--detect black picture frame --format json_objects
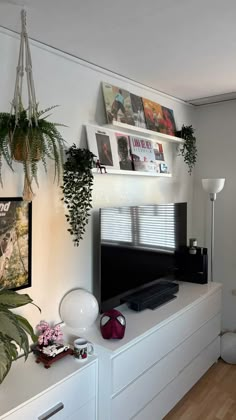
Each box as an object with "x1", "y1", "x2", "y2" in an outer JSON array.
[{"x1": 0, "y1": 197, "x2": 32, "y2": 290}]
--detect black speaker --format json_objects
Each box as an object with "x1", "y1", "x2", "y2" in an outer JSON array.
[{"x1": 174, "y1": 246, "x2": 208, "y2": 284}]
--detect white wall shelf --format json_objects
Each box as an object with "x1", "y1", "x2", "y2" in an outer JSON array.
[
  {"x1": 87, "y1": 123, "x2": 175, "y2": 177},
  {"x1": 104, "y1": 121, "x2": 185, "y2": 145},
  {"x1": 92, "y1": 168, "x2": 172, "y2": 177}
]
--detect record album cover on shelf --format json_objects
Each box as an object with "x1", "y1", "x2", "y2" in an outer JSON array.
[{"x1": 130, "y1": 136, "x2": 156, "y2": 172}]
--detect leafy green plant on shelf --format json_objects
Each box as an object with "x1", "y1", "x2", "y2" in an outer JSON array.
[
  {"x1": 0, "y1": 288, "x2": 40, "y2": 384},
  {"x1": 177, "y1": 125, "x2": 197, "y2": 175},
  {"x1": 61, "y1": 144, "x2": 96, "y2": 246}
]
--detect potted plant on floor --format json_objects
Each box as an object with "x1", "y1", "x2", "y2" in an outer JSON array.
[
  {"x1": 61, "y1": 144, "x2": 96, "y2": 246},
  {"x1": 0, "y1": 288, "x2": 40, "y2": 384},
  {"x1": 176, "y1": 124, "x2": 197, "y2": 175}
]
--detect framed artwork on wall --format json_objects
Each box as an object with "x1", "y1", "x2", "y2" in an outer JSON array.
[
  {"x1": 0, "y1": 197, "x2": 32, "y2": 291},
  {"x1": 130, "y1": 136, "x2": 157, "y2": 173},
  {"x1": 142, "y1": 98, "x2": 164, "y2": 132},
  {"x1": 102, "y1": 82, "x2": 135, "y2": 125},
  {"x1": 160, "y1": 106, "x2": 176, "y2": 136},
  {"x1": 115, "y1": 133, "x2": 133, "y2": 171},
  {"x1": 86, "y1": 125, "x2": 121, "y2": 170}
]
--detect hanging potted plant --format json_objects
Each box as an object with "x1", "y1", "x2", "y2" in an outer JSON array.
[
  {"x1": 0, "y1": 288, "x2": 40, "y2": 384},
  {"x1": 0, "y1": 10, "x2": 66, "y2": 201},
  {"x1": 0, "y1": 105, "x2": 66, "y2": 200},
  {"x1": 61, "y1": 144, "x2": 96, "y2": 246},
  {"x1": 176, "y1": 124, "x2": 197, "y2": 175}
]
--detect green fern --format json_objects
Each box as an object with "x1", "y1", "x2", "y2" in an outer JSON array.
[{"x1": 0, "y1": 105, "x2": 66, "y2": 191}]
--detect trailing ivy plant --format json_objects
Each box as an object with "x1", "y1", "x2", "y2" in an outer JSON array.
[
  {"x1": 0, "y1": 288, "x2": 40, "y2": 384},
  {"x1": 62, "y1": 145, "x2": 96, "y2": 246},
  {"x1": 178, "y1": 125, "x2": 197, "y2": 175}
]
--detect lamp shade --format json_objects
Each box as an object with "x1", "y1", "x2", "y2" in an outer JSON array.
[
  {"x1": 59, "y1": 289, "x2": 99, "y2": 330},
  {"x1": 202, "y1": 178, "x2": 225, "y2": 194}
]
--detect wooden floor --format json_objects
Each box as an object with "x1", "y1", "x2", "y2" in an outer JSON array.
[{"x1": 164, "y1": 359, "x2": 236, "y2": 420}]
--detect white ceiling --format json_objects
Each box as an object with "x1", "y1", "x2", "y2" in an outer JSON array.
[{"x1": 1, "y1": 0, "x2": 236, "y2": 105}]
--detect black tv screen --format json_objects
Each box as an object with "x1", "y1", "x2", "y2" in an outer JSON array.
[{"x1": 97, "y1": 203, "x2": 187, "y2": 312}]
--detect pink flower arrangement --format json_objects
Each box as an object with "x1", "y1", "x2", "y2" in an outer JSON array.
[{"x1": 36, "y1": 321, "x2": 63, "y2": 346}]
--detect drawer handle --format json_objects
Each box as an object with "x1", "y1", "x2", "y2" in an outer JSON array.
[{"x1": 38, "y1": 402, "x2": 64, "y2": 420}]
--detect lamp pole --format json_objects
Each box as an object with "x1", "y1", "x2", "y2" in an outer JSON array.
[
  {"x1": 210, "y1": 193, "x2": 216, "y2": 283},
  {"x1": 202, "y1": 179, "x2": 225, "y2": 284}
]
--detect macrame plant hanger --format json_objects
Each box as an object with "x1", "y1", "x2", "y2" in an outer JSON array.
[{"x1": 11, "y1": 9, "x2": 38, "y2": 201}]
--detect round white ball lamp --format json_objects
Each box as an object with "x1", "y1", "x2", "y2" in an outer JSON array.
[
  {"x1": 221, "y1": 332, "x2": 236, "y2": 364},
  {"x1": 59, "y1": 289, "x2": 99, "y2": 331}
]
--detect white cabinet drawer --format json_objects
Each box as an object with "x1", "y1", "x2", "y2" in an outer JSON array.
[
  {"x1": 68, "y1": 399, "x2": 96, "y2": 420},
  {"x1": 111, "y1": 314, "x2": 220, "y2": 420},
  {"x1": 112, "y1": 289, "x2": 221, "y2": 394},
  {"x1": 3, "y1": 364, "x2": 96, "y2": 420},
  {"x1": 134, "y1": 337, "x2": 220, "y2": 420}
]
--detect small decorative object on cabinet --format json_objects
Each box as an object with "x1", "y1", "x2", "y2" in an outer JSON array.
[
  {"x1": 0, "y1": 288, "x2": 39, "y2": 384},
  {"x1": 32, "y1": 320, "x2": 73, "y2": 368},
  {"x1": 36, "y1": 320, "x2": 64, "y2": 346},
  {"x1": 59, "y1": 288, "x2": 99, "y2": 331},
  {"x1": 100, "y1": 309, "x2": 126, "y2": 339},
  {"x1": 61, "y1": 144, "x2": 95, "y2": 246},
  {"x1": 176, "y1": 124, "x2": 197, "y2": 174},
  {"x1": 33, "y1": 343, "x2": 73, "y2": 369},
  {"x1": 73, "y1": 337, "x2": 94, "y2": 361},
  {"x1": 0, "y1": 10, "x2": 66, "y2": 201}
]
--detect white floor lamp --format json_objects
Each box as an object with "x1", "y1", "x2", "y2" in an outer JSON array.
[{"x1": 202, "y1": 178, "x2": 225, "y2": 282}]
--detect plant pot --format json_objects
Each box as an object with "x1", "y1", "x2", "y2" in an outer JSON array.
[
  {"x1": 10, "y1": 130, "x2": 42, "y2": 162},
  {"x1": 175, "y1": 130, "x2": 183, "y2": 138}
]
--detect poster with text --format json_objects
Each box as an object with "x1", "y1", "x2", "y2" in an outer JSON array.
[{"x1": 0, "y1": 198, "x2": 32, "y2": 290}]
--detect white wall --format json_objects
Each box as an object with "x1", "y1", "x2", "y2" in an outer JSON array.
[
  {"x1": 193, "y1": 101, "x2": 236, "y2": 329},
  {"x1": 0, "y1": 28, "x2": 195, "y2": 328}
]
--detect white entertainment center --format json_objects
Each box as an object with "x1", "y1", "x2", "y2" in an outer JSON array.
[
  {"x1": 84, "y1": 281, "x2": 222, "y2": 420},
  {"x1": 0, "y1": 282, "x2": 222, "y2": 420}
]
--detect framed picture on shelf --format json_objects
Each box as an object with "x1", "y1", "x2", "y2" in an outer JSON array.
[
  {"x1": 0, "y1": 197, "x2": 32, "y2": 290},
  {"x1": 142, "y1": 98, "x2": 163, "y2": 132},
  {"x1": 153, "y1": 141, "x2": 165, "y2": 161},
  {"x1": 159, "y1": 162, "x2": 169, "y2": 173},
  {"x1": 130, "y1": 93, "x2": 146, "y2": 129},
  {"x1": 86, "y1": 125, "x2": 121, "y2": 170},
  {"x1": 102, "y1": 82, "x2": 135, "y2": 125},
  {"x1": 130, "y1": 136, "x2": 157, "y2": 173},
  {"x1": 160, "y1": 106, "x2": 176, "y2": 136},
  {"x1": 115, "y1": 133, "x2": 133, "y2": 171}
]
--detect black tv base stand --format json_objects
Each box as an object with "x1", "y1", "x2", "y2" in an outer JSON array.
[
  {"x1": 148, "y1": 294, "x2": 177, "y2": 310},
  {"x1": 122, "y1": 280, "x2": 179, "y2": 312}
]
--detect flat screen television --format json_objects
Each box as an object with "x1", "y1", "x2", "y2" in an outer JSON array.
[{"x1": 96, "y1": 202, "x2": 187, "y2": 312}]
